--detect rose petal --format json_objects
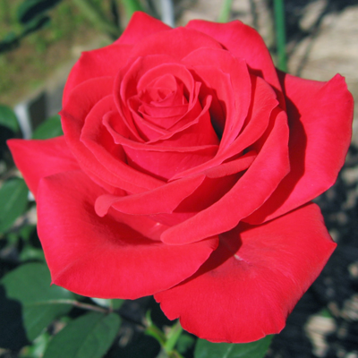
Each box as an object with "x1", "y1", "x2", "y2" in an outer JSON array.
[
  {"x1": 81, "y1": 95, "x2": 120, "y2": 156},
  {"x1": 203, "y1": 150, "x2": 256, "y2": 178},
  {"x1": 95, "y1": 162, "x2": 251, "y2": 229},
  {"x1": 136, "y1": 63, "x2": 194, "y2": 98},
  {"x1": 37, "y1": 170, "x2": 219, "y2": 299},
  {"x1": 80, "y1": 95, "x2": 163, "y2": 194},
  {"x1": 151, "y1": 100, "x2": 218, "y2": 148},
  {"x1": 95, "y1": 174, "x2": 206, "y2": 216},
  {"x1": 7, "y1": 137, "x2": 78, "y2": 196},
  {"x1": 140, "y1": 101, "x2": 189, "y2": 123},
  {"x1": 115, "y1": 55, "x2": 183, "y2": 141},
  {"x1": 116, "y1": 55, "x2": 202, "y2": 141},
  {"x1": 109, "y1": 210, "x2": 170, "y2": 241},
  {"x1": 140, "y1": 73, "x2": 188, "y2": 118},
  {"x1": 105, "y1": 106, "x2": 216, "y2": 151},
  {"x1": 105, "y1": 103, "x2": 218, "y2": 180},
  {"x1": 161, "y1": 109, "x2": 289, "y2": 244},
  {"x1": 187, "y1": 65, "x2": 236, "y2": 142},
  {"x1": 170, "y1": 75, "x2": 278, "y2": 180},
  {"x1": 155, "y1": 203, "x2": 336, "y2": 343},
  {"x1": 62, "y1": 77, "x2": 165, "y2": 193},
  {"x1": 128, "y1": 103, "x2": 170, "y2": 140},
  {"x1": 136, "y1": 75, "x2": 189, "y2": 126},
  {"x1": 62, "y1": 44, "x2": 132, "y2": 106},
  {"x1": 123, "y1": 144, "x2": 218, "y2": 180},
  {"x1": 182, "y1": 47, "x2": 252, "y2": 147},
  {"x1": 132, "y1": 65, "x2": 203, "y2": 140},
  {"x1": 169, "y1": 174, "x2": 242, "y2": 226},
  {"x1": 186, "y1": 19, "x2": 285, "y2": 107},
  {"x1": 246, "y1": 73, "x2": 354, "y2": 224},
  {"x1": 129, "y1": 26, "x2": 223, "y2": 61},
  {"x1": 115, "y1": 11, "x2": 171, "y2": 46}
]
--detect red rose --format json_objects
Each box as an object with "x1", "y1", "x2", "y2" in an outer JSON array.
[{"x1": 9, "y1": 12, "x2": 353, "y2": 343}]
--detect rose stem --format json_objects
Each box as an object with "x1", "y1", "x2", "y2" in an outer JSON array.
[
  {"x1": 218, "y1": 0, "x2": 233, "y2": 22},
  {"x1": 273, "y1": 0, "x2": 288, "y2": 72}
]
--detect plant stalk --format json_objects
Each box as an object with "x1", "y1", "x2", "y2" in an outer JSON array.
[
  {"x1": 41, "y1": 299, "x2": 108, "y2": 313},
  {"x1": 164, "y1": 320, "x2": 183, "y2": 354},
  {"x1": 218, "y1": 0, "x2": 233, "y2": 22},
  {"x1": 273, "y1": 0, "x2": 288, "y2": 71}
]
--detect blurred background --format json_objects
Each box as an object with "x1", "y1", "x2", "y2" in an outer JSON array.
[{"x1": 0, "y1": 1, "x2": 358, "y2": 357}]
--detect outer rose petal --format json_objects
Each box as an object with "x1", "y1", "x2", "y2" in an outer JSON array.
[
  {"x1": 62, "y1": 77, "x2": 165, "y2": 193},
  {"x1": 62, "y1": 44, "x2": 132, "y2": 106},
  {"x1": 37, "y1": 170, "x2": 219, "y2": 299},
  {"x1": 246, "y1": 74, "x2": 354, "y2": 224},
  {"x1": 182, "y1": 47, "x2": 252, "y2": 149},
  {"x1": 95, "y1": 174, "x2": 206, "y2": 217},
  {"x1": 186, "y1": 19, "x2": 285, "y2": 107},
  {"x1": 128, "y1": 27, "x2": 223, "y2": 61},
  {"x1": 115, "y1": 12, "x2": 171, "y2": 45},
  {"x1": 155, "y1": 203, "x2": 336, "y2": 343},
  {"x1": 7, "y1": 137, "x2": 79, "y2": 196},
  {"x1": 161, "y1": 109, "x2": 290, "y2": 244},
  {"x1": 170, "y1": 75, "x2": 278, "y2": 181}
]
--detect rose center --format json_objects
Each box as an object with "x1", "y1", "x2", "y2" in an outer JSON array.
[{"x1": 129, "y1": 74, "x2": 190, "y2": 131}]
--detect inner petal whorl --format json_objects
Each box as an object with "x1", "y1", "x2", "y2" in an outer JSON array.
[{"x1": 136, "y1": 75, "x2": 189, "y2": 127}]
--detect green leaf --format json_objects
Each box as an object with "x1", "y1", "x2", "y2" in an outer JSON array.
[
  {"x1": 32, "y1": 115, "x2": 63, "y2": 139},
  {"x1": 0, "y1": 104, "x2": 19, "y2": 132},
  {"x1": 0, "y1": 32, "x2": 21, "y2": 53},
  {"x1": 111, "y1": 332, "x2": 160, "y2": 358},
  {"x1": 176, "y1": 333, "x2": 195, "y2": 354},
  {"x1": 19, "y1": 245, "x2": 45, "y2": 262},
  {"x1": 0, "y1": 178, "x2": 28, "y2": 233},
  {"x1": 18, "y1": 0, "x2": 43, "y2": 23},
  {"x1": 43, "y1": 312, "x2": 121, "y2": 358},
  {"x1": 19, "y1": 331, "x2": 51, "y2": 358},
  {"x1": 19, "y1": 224, "x2": 37, "y2": 242},
  {"x1": 1, "y1": 263, "x2": 75, "y2": 340},
  {"x1": 17, "y1": 0, "x2": 62, "y2": 24},
  {"x1": 0, "y1": 285, "x2": 29, "y2": 350},
  {"x1": 22, "y1": 15, "x2": 51, "y2": 36},
  {"x1": 111, "y1": 298, "x2": 124, "y2": 310},
  {"x1": 194, "y1": 335, "x2": 273, "y2": 358}
]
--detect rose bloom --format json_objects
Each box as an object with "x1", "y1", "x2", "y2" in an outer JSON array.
[{"x1": 9, "y1": 12, "x2": 353, "y2": 343}]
